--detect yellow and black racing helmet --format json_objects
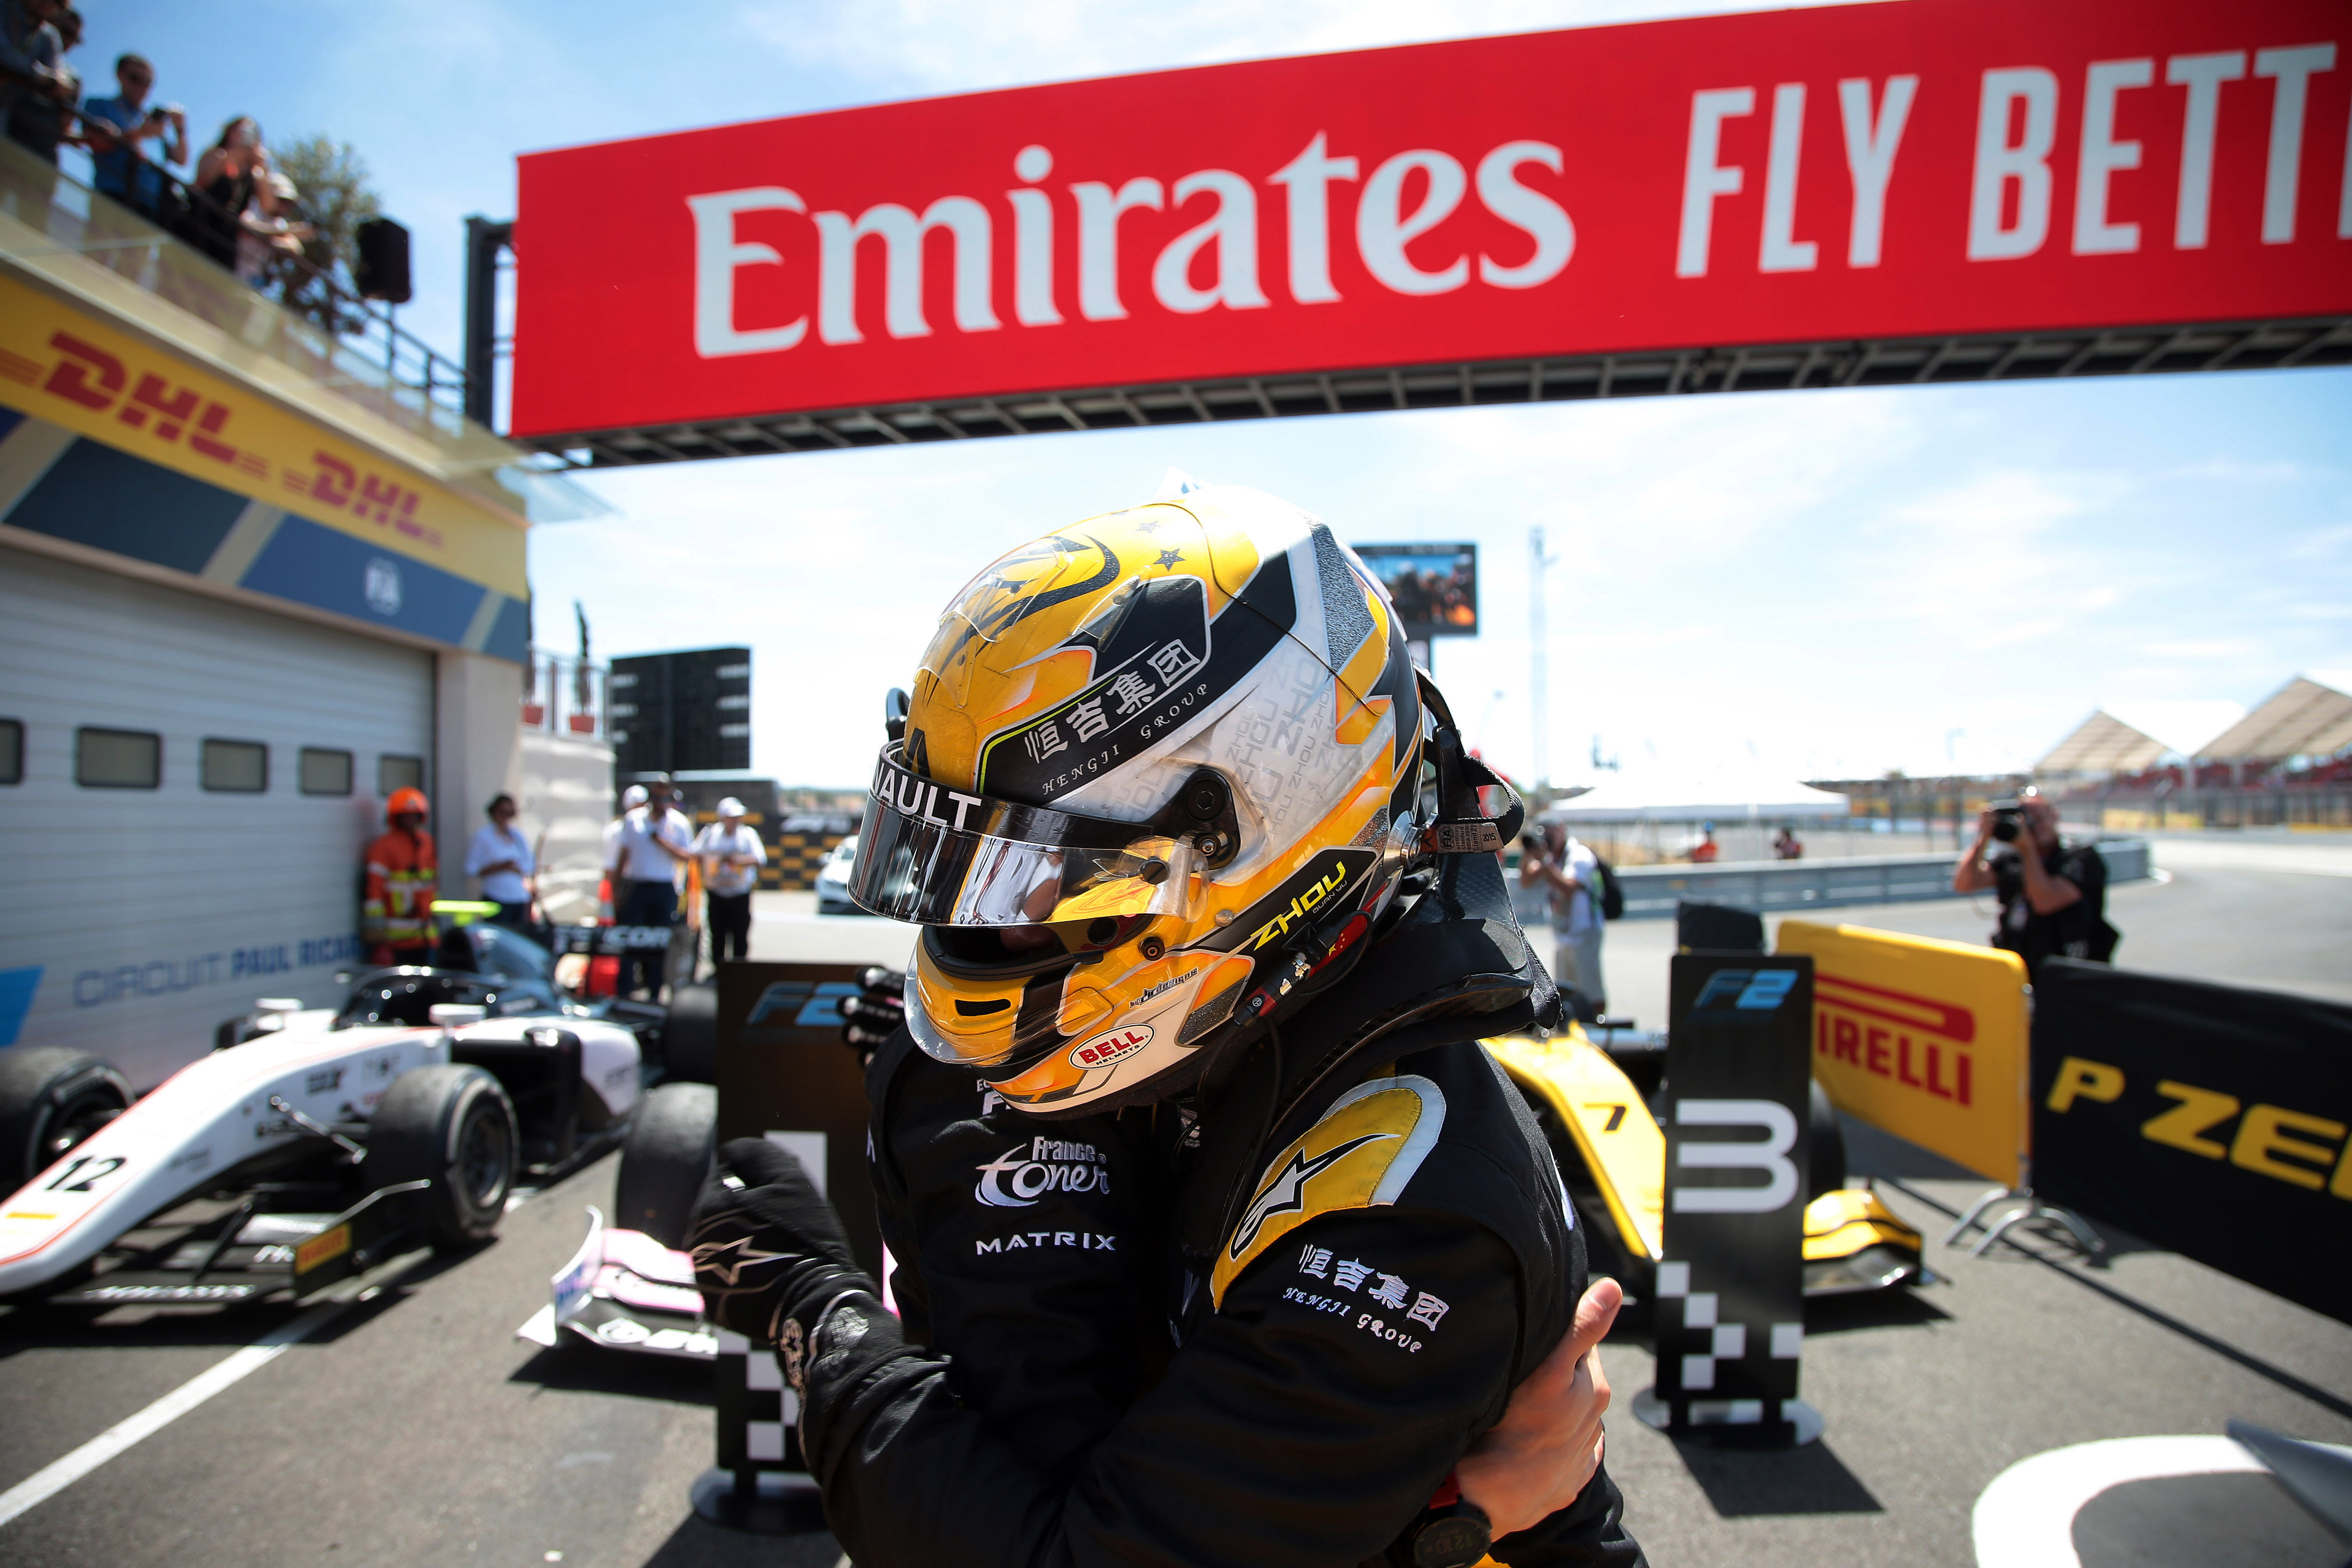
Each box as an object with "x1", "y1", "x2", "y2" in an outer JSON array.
[{"x1": 849, "y1": 482, "x2": 1441, "y2": 1116}]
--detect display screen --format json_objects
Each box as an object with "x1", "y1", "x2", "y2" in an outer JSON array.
[{"x1": 1355, "y1": 544, "x2": 1478, "y2": 640}]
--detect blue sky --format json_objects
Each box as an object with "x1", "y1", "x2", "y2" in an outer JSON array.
[{"x1": 67, "y1": 1, "x2": 2352, "y2": 786}]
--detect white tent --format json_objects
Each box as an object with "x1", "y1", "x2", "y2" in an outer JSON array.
[
  {"x1": 2037, "y1": 700, "x2": 2246, "y2": 774},
  {"x1": 1541, "y1": 768, "x2": 1849, "y2": 824},
  {"x1": 2200, "y1": 674, "x2": 2352, "y2": 762}
]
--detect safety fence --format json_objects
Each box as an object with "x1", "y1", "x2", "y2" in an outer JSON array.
[
  {"x1": 2080, "y1": 786, "x2": 2352, "y2": 831},
  {"x1": 1511, "y1": 840, "x2": 2150, "y2": 925},
  {"x1": 756, "y1": 830, "x2": 847, "y2": 892}
]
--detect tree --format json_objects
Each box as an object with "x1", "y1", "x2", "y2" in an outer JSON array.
[{"x1": 267, "y1": 134, "x2": 381, "y2": 337}]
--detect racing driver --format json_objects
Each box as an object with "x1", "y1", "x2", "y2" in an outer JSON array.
[{"x1": 691, "y1": 483, "x2": 1642, "y2": 1566}]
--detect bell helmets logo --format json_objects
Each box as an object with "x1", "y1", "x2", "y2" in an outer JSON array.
[{"x1": 1069, "y1": 1023, "x2": 1153, "y2": 1072}]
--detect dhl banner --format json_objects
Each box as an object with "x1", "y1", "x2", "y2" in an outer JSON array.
[
  {"x1": 2032, "y1": 960, "x2": 2350, "y2": 1324},
  {"x1": 1777, "y1": 920, "x2": 2029, "y2": 1188},
  {"x1": 0, "y1": 274, "x2": 525, "y2": 598}
]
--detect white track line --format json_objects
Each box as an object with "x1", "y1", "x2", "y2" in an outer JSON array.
[
  {"x1": 0, "y1": 1296, "x2": 350, "y2": 1529},
  {"x1": 1971, "y1": 1435, "x2": 2264, "y2": 1567}
]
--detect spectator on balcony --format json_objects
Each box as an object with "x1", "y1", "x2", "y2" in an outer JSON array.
[
  {"x1": 466, "y1": 793, "x2": 537, "y2": 931},
  {"x1": 81, "y1": 52, "x2": 184, "y2": 216},
  {"x1": 194, "y1": 115, "x2": 266, "y2": 270},
  {"x1": 235, "y1": 169, "x2": 310, "y2": 285},
  {"x1": 693, "y1": 798, "x2": 767, "y2": 964},
  {"x1": 1773, "y1": 826, "x2": 1804, "y2": 860},
  {"x1": 0, "y1": 0, "x2": 61, "y2": 130},
  {"x1": 2, "y1": 0, "x2": 77, "y2": 165}
]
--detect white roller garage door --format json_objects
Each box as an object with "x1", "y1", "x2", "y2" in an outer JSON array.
[{"x1": 0, "y1": 546, "x2": 435, "y2": 1089}]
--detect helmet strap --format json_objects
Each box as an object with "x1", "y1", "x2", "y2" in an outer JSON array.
[{"x1": 1415, "y1": 671, "x2": 1525, "y2": 854}]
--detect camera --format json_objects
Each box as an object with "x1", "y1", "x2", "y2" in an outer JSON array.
[{"x1": 1988, "y1": 799, "x2": 2024, "y2": 842}]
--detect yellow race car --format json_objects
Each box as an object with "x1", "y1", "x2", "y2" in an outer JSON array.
[{"x1": 1489, "y1": 1026, "x2": 1924, "y2": 1332}]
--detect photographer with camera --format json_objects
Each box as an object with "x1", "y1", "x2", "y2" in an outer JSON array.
[
  {"x1": 1953, "y1": 788, "x2": 2117, "y2": 976},
  {"x1": 1519, "y1": 822, "x2": 1607, "y2": 1018}
]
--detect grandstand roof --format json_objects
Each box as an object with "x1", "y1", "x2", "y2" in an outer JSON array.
[
  {"x1": 2200, "y1": 674, "x2": 2352, "y2": 761},
  {"x1": 2036, "y1": 701, "x2": 2245, "y2": 773},
  {"x1": 1541, "y1": 766, "x2": 1849, "y2": 823}
]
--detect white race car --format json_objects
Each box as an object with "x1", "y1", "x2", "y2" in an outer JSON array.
[
  {"x1": 0, "y1": 985, "x2": 646, "y2": 1309},
  {"x1": 814, "y1": 835, "x2": 861, "y2": 916}
]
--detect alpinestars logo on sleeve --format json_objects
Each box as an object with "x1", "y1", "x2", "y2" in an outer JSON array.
[{"x1": 1228, "y1": 1134, "x2": 1395, "y2": 1259}]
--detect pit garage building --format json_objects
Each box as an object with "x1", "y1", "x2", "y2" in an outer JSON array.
[{"x1": 0, "y1": 142, "x2": 588, "y2": 1090}]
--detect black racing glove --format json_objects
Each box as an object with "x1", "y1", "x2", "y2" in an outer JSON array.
[
  {"x1": 690, "y1": 1138, "x2": 880, "y2": 1387},
  {"x1": 840, "y1": 966, "x2": 906, "y2": 1062}
]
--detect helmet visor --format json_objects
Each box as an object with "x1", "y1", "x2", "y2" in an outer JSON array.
[{"x1": 848, "y1": 746, "x2": 1201, "y2": 926}]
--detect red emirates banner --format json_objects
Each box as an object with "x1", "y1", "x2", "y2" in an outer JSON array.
[{"x1": 510, "y1": 0, "x2": 2350, "y2": 439}]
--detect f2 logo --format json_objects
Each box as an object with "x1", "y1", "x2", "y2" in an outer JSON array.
[
  {"x1": 1694, "y1": 969, "x2": 1800, "y2": 1011},
  {"x1": 1671, "y1": 1098, "x2": 1798, "y2": 1213},
  {"x1": 745, "y1": 981, "x2": 816, "y2": 1027},
  {"x1": 744, "y1": 979, "x2": 863, "y2": 1029}
]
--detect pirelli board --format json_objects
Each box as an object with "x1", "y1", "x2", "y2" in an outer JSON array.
[
  {"x1": 0, "y1": 275, "x2": 530, "y2": 663},
  {"x1": 2032, "y1": 960, "x2": 2351, "y2": 1325},
  {"x1": 1777, "y1": 919, "x2": 2030, "y2": 1190}
]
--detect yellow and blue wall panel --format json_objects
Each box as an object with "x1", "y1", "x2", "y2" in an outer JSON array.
[{"x1": 0, "y1": 275, "x2": 529, "y2": 662}]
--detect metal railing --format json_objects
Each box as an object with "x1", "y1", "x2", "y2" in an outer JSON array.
[
  {"x1": 0, "y1": 134, "x2": 474, "y2": 444},
  {"x1": 1509, "y1": 839, "x2": 2151, "y2": 924},
  {"x1": 523, "y1": 652, "x2": 608, "y2": 741},
  {"x1": 2062, "y1": 784, "x2": 2352, "y2": 831}
]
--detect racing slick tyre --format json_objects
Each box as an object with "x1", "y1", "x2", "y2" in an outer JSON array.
[
  {"x1": 614, "y1": 1081, "x2": 717, "y2": 1249},
  {"x1": 368, "y1": 1065, "x2": 517, "y2": 1250},
  {"x1": 660, "y1": 982, "x2": 719, "y2": 1085},
  {"x1": 0, "y1": 1048, "x2": 133, "y2": 1191},
  {"x1": 1808, "y1": 1078, "x2": 1848, "y2": 1203}
]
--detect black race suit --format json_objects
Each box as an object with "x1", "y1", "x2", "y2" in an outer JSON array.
[{"x1": 808, "y1": 852, "x2": 1645, "y2": 1567}]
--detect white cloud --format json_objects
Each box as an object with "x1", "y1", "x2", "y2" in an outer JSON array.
[
  {"x1": 2164, "y1": 457, "x2": 2310, "y2": 484},
  {"x1": 744, "y1": 0, "x2": 1865, "y2": 94},
  {"x1": 2136, "y1": 638, "x2": 2262, "y2": 661}
]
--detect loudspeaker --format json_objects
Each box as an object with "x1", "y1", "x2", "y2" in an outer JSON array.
[{"x1": 354, "y1": 216, "x2": 412, "y2": 304}]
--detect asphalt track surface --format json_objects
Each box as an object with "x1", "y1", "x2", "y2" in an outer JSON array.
[{"x1": 1, "y1": 834, "x2": 2347, "y2": 1567}]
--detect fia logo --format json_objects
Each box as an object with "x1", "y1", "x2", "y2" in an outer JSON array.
[{"x1": 363, "y1": 558, "x2": 403, "y2": 617}]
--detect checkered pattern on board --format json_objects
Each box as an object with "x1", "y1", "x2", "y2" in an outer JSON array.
[
  {"x1": 715, "y1": 1329, "x2": 803, "y2": 1472},
  {"x1": 760, "y1": 831, "x2": 848, "y2": 891},
  {"x1": 1656, "y1": 1259, "x2": 1802, "y2": 1423}
]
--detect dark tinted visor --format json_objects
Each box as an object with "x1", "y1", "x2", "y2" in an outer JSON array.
[{"x1": 847, "y1": 745, "x2": 1200, "y2": 926}]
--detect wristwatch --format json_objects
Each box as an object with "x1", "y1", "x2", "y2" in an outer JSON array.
[{"x1": 1402, "y1": 1472, "x2": 1492, "y2": 1568}]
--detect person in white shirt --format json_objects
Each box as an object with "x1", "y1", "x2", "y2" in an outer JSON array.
[
  {"x1": 465, "y1": 793, "x2": 537, "y2": 929},
  {"x1": 608, "y1": 778, "x2": 694, "y2": 998},
  {"x1": 692, "y1": 796, "x2": 769, "y2": 963},
  {"x1": 603, "y1": 783, "x2": 649, "y2": 898},
  {"x1": 1519, "y1": 822, "x2": 1607, "y2": 1016}
]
